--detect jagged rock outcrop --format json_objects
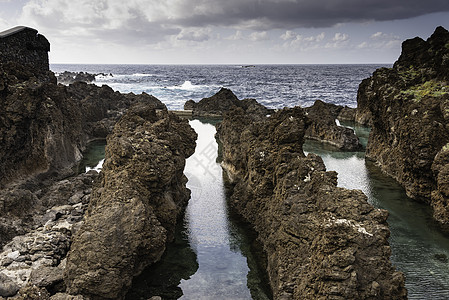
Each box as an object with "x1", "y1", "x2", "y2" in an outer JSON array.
[
  {"x1": 0, "y1": 62, "x2": 165, "y2": 249},
  {"x1": 305, "y1": 100, "x2": 361, "y2": 151},
  {"x1": 64, "y1": 106, "x2": 196, "y2": 299},
  {"x1": 188, "y1": 88, "x2": 360, "y2": 150},
  {"x1": 56, "y1": 71, "x2": 96, "y2": 84},
  {"x1": 357, "y1": 26, "x2": 449, "y2": 226},
  {"x1": 0, "y1": 62, "x2": 165, "y2": 188},
  {"x1": 217, "y1": 106, "x2": 406, "y2": 299},
  {"x1": 56, "y1": 71, "x2": 115, "y2": 85},
  {"x1": 0, "y1": 61, "x2": 83, "y2": 186},
  {"x1": 184, "y1": 87, "x2": 271, "y2": 118}
]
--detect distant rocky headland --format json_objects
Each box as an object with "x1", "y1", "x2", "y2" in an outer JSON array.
[{"x1": 0, "y1": 24, "x2": 448, "y2": 299}]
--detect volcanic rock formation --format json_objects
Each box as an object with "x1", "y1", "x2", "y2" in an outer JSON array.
[
  {"x1": 356, "y1": 26, "x2": 449, "y2": 226},
  {"x1": 184, "y1": 87, "x2": 271, "y2": 118},
  {"x1": 217, "y1": 105, "x2": 406, "y2": 299},
  {"x1": 64, "y1": 106, "x2": 196, "y2": 299},
  {"x1": 305, "y1": 100, "x2": 361, "y2": 151}
]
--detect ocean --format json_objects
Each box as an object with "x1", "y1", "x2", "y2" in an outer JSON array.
[{"x1": 50, "y1": 64, "x2": 388, "y2": 110}]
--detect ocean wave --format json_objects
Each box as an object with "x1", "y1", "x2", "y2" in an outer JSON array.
[
  {"x1": 132, "y1": 73, "x2": 156, "y2": 77},
  {"x1": 166, "y1": 80, "x2": 204, "y2": 91},
  {"x1": 86, "y1": 159, "x2": 104, "y2": 172}
]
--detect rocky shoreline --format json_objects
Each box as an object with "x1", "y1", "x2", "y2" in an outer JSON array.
[
  {"x1": 186, "y1": 88, "x2": 361, "y2": 151},
  {"x1": 216, "y1": 106, "x2": 406, "y2": 299},
  {"x1": 1, "y1": 27, "x2": 195, "y2": 299},
  {"x1": 64, "y1": 106, "x2": 196, "y2": 299},
  {"x1": 3, "y1": 24, "x2": 449, "y2": 299},
  {"x1": 356, "y1": 26, "x2": 449, "y2": 228}
]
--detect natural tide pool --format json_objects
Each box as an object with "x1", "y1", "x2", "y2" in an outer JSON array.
[
  {"x1": 80, "y1": 119, "x2": 449, "y2": 299},
  {"x1": 304, "y1": 122, "x2": 449, "y2": 299},
  {"x1": 127, "y1": 119, "x2": 272, "y2": 299}
]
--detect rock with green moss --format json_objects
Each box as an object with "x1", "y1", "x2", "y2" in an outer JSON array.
[{"x1": 356, "y1": 26, "x2": 449, "y2": 228}]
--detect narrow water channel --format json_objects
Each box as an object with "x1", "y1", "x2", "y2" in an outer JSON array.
[
  {"x1": 304, "y1": 122, "x2": 449, "y2": 299},
  {"x1": 80, "y1": 119, "x2": 449, "y2": 299},
  {"x1": 127, "y1": 119, "x2": 271, "y2": 299},
  {"x1": 179, "y1": 119, "x2": 268, "y2": 299}
]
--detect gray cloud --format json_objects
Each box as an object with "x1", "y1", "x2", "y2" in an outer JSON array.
[
  {"x1": 17, "y1": 0, "x2": 449, "y2": 48},
  {"x1": 172, "y1": 0, "x2": 449, "y2": 29}
]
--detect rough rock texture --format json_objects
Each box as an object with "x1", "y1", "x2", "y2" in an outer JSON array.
[
  {"x1": 0, "y1": 62, "x2": 165, "y2": 188},
  {"x1": 217, "y1": 106, "x2": 406, "y2": 299},
  {"x1": 356, "y1": 26, "x2": 449, "y2": 226},
  {"x1": 64, "y1": 106, "x2": 196, "y2": 299},
  {"x1": 0, "y1": 26, "x2": 50, "y2": 73},
  {"x1": 56, "y1": 72, "x2": 96, "y2": 84},
  {"x1": 0, "y1": 171, "x2": 98, "y2": 298},
  {"x1": 305, "y1": 100, "x2": 361, "y2": 151},
  {"x1": 0, "y1": 61, "x2": 164, "y2": 248},
  {"x1": 184, "y1": 87, "x2": 271, "y2": 118},
  {"x1": 0, "y1": 155, "x2": 98, "y2": 249}
]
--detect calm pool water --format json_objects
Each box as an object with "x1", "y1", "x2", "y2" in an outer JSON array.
[
  {"x1": 304, "y1": 122, "x2": 449, "y2": 299},
  {"x1": 127, "y1": 120, "x2": 271, "y2": 299},
  {"x1": 83, "y1": 119, "x2": 449, "y2": 299},
  {"x1": 77, "y1": 139, "x2": 106, "y2": 173}
]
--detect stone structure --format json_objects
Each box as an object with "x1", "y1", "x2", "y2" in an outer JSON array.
[{"x1": 0, "y1": 26, "x2": 50, "y2": 72}]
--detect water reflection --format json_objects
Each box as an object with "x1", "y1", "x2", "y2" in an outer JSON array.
[
  {"x1": 127, "y1": 120, "x2": 271, "y2": 299},
  {"x1": 179, "y1": 120, "x2": 252, "y2": 299},
  {"x1": 304, "y1": 124, "x2": 449, "y2": 299},
  {"x1": 126, "y1": 221, "x2": 199, "y2": 300}
]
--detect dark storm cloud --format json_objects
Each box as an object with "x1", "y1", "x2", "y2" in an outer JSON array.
[{"x1": 173, "y1": 0, "x2": 449, "y2": 29}]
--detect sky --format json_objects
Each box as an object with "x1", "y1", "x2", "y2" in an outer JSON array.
[{"x1": 1, "y1": 0, "x2": 449, "y2": 64}]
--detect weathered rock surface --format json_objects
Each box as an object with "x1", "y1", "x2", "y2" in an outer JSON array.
[
  {"x1": 188, "y1": 88, "x2": 360, "y2": 151},
  {"x1": 0, "y1": 62, "x2": 164, "y2": 188},
  {"x1": 305, "y1": 100, "x2": 361, "y2": 151},
  {"x1": 0, "y1": 62, "x2": 165, "y2": 249},
  {"x1": 64, "y1": 106, "x2": 196, "y2": 299},
  {"x1": 56, "y1": 71, "x2": 98, "y2": 84},
  {"x1": 0, "y1": 171, "x2": 98, "y2": 298},
  {"x1": 217, "y1": 106, "x2": 406, "y2": 299},
  {"x1": 185, "y1": 87, "x2": 271, "y2": 118},
  {"x1": 357, "y1": 26, "x2": 449, "y2": 226},
  {"x1": 0, "y1": 166, "x2": 97, "y2": 249}
]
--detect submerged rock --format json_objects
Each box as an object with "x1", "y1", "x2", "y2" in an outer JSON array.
[
  {"x1": 357, "y1": 26, "x2": 449, "y2": 227},
  {"x1": 64, "y1": 106, "x2": 196, "y2": 299},
  {"x1": 217, "y1": 106, "x2": 406, "y2": 299}
]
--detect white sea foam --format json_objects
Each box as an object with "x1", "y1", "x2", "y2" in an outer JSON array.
[
  {"x1": 86, "y1": 159, "x2": 104, "y2": 173},
  {"x1": 132, "y1": 73, "x2": 155, "y2": 77},
  {"x1": 165, "y1": 80, "x2": 200, "y2": 91}
]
